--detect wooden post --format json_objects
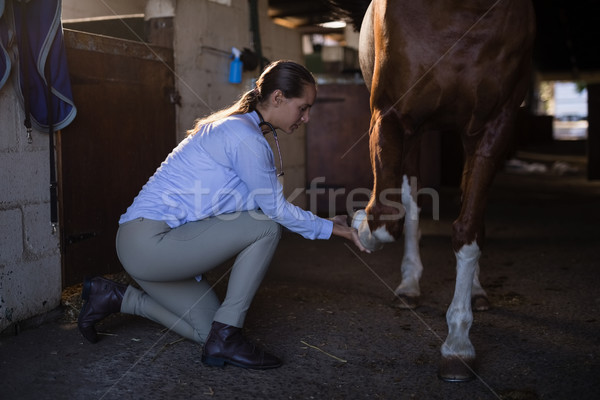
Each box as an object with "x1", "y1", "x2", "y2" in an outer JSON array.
[
  {"x1": 146, "y1": 17, "x2": 173, "y2": 48},
  {"x1": 145, "y1": 0, "x2": 175, "y2": 48}
]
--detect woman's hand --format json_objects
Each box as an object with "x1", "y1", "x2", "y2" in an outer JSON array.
[
  {"x1": 330, "y1": 215, "x2": 371, "y2": 253},
  {"x1": 331, "y1": 214, "x2": 350, "y2": 227}
]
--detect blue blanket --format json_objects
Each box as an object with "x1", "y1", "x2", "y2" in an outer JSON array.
[
  {"x1": 0, "y1": 0, "x2": 76, "y2": 132},
  {"x1": 0, "y1": 0, "x2": 10, "y2": 89}
]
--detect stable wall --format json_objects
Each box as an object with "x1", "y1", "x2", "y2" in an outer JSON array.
[
  {"x1": 62, "y1": 0, "x2": 147, "y2": 20},
  {"x1": 0, "y1": 79, "x2": 62, "y2": 333},
  {"x1": 0, "y1": 0, "x2": 306, "y2": 332},
  {"x1": 174, "y1": 0, "x2": 307, "y2": 206},
  {"x1": 64, "y1": 0, "x2": 307, "y2": 204}
]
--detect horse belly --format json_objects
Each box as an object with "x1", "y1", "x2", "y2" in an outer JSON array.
[
  {"x1": 358, "y1": 1, "x2": 375, "y2": 92},
  {"x1": 371, "y1": 0, "x2": 533, "y2": 134}
]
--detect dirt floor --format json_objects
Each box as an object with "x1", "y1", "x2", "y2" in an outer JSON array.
[{"x1": 1, "y1": 148, "x2": 599, "y2": 400}]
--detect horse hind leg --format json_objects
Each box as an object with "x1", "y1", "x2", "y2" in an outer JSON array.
[
  {"x1": 472, "y1": 262, "x2": 490, "y2": 311},
  {"x1": 439, "y1": 147, "x2": 503, "y2": 381},
  {"x1": 439, "y1": 241, "x2": 480, "y2": 381},
  {"x1": 455, "y1": 155, "x2": 491, "y2": 313},
  {"x1": 393, "y1": 175, "x2": 423, "y2": 309}
]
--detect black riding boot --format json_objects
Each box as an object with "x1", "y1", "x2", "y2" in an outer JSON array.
[
  {"x1": 202, "y1": 321, "x2": 282, "y2": 369},
  {"x1": 77, "y1": 276, "x2": 127, "y2": 343}
]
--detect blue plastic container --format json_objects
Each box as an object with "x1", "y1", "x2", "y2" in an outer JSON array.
[{"x1": 229, "y1": 57, "x2": 242, "y2": 84}]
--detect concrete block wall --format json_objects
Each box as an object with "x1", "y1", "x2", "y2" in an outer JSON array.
[{"x1": 0, "y1": 78, "x2": 62, "y2": 333}]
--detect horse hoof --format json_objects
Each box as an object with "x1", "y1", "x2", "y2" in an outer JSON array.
[
  {"x1": 393, "y1": 294, "x2": 419, "y2": 309},
  {"x1": 472, "y1": 295, "x2": 490, "y2": 311},
  {"x1": 438, "y1": 356, "x2": 476, "y2": 382}
]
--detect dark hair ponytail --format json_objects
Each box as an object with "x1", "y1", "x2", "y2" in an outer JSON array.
[{"x1": 187, "y1": 60, "x2": 315, "y2": 136}]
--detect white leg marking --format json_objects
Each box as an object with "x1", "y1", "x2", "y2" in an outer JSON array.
[
  {"x1": 351, "y1": 210, "x2": 394, "y2": 252},
  {"x1": 441, "y1": 241, "x2": 480, "y2": 360},
  {"x1": 471, "y1": 262, "x2": 487, "y2": 298},
  {"x1": 395, "y1": 176, "x2": 423, "y2": 297},
  {"x1": 372, "y1": 225, "x2": 395, "y2": 242}
]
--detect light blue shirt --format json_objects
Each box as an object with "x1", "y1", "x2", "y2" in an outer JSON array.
[{"x1": 119, "y1": 111, "x2": 333, "y2": 240}]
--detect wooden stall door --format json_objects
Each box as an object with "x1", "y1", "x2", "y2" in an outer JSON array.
[
  {"x1": 306, "y1": 84, "x2": 373, "y2": 216},
  {"x1": 59, "y1": 30, "x2": 176, "y2": 287},
  {"x1": 306, "y1": 83, "x2": 442, "y2": 217}
]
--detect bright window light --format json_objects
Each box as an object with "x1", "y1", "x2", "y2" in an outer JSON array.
[{"x1": 319, "y1": 20, "x2": 346, "y2": 29}]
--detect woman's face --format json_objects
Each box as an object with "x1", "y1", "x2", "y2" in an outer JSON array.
[{"x1": 273, "y1": 84, "x2": 316, "y2": 134}]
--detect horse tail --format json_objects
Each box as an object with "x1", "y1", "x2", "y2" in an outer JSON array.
[{"x1": 326, "y1": 0, "x2": 371, "y2": 31}]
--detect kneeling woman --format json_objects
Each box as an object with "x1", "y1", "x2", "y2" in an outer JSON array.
[{"x1": 77, "y1": 60, "x2": 367, "y2": 369}]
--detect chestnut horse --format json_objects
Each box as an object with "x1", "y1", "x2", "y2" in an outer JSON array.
[{"x1": 332, "y1": 0, "x2": 535, "y2": 381}]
